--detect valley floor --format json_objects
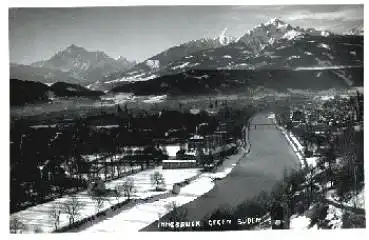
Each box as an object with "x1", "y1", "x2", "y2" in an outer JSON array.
[{"x1": 10, "y1": 166, "x2": 201, "y2": 233}]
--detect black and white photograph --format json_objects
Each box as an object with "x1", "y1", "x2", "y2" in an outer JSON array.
[{"x1": 7, "y1": 2, "x2": 365, "y2": 233}]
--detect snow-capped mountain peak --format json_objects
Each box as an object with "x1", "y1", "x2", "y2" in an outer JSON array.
[
  {"x1": 26, "y1": 44, "x2": 136, "y2": 85},
  {"x1": 236, "y1": 18, "x2": 294, "y2": 52},
  {"x1": 265, "y1": 18, "x2": 288, "y2": 29},
  {"x1": 236, "y1": 18, "x2": 334, "y2": 52}
]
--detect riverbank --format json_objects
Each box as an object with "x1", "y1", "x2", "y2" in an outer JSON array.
[
  {"x1": 269, "y1": 113, "x2": 307, "y2": 169},
  {"x1": 256, "y1": 113, "x2": 365, "y2": 230},
  {"x1": 80, "y1": 147, "x2": 248, "y2": 233}
]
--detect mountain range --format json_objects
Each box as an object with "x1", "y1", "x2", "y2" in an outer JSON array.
[
  {"x1": 10, "y1": 44, "x2": 136, "y2": 85},
  {"x1": 99, "y1": 18, "x2": 363, "y2": 93},
  {"x1": 10, "y1": 18, "x2": 364, "y2": 96}
]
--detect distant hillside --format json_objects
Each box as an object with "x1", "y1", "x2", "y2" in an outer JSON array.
[
  {"x1": 10, "y1": 79, "x2": 105, "y2": 106},
  {"x1": 50, "y1": 82, "x2": 104, "y2": 97},
  {"x1": 10, "y1": 63, "x2": 82, "y2": 85},
  {"x1": 10, "y1": 79, "x2": 50, "y2": 106},
  {"x1": 110, "y1": 67, "x2": 363, "y2": 96}
]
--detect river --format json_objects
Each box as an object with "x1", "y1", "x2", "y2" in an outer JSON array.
[{"x1": 143, "y1": 112, "x2": 300, "y2": 230}]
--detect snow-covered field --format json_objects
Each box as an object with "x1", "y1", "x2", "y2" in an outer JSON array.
[
  {"x1": 10, "y1": 166, "x2": 201, "y2": 233},
  {"x1": 83, "y1": 148, "x2": 247, "y2": 233},
  {"x1": 294, "y1": 65, "x2": 361, "y2": 71},
  {"x1": 290, "y1": 215, "x2": 311, "y2": 229}
]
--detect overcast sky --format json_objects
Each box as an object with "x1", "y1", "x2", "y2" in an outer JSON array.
[{"x1": 9, "y1": 5, "x2": 363, "y2": 64}]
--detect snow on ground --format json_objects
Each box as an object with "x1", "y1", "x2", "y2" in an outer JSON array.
[
  {"x1": 287, "y1": 55, "x2": 301, "y2": 60},
  {"x1": 289, "y1": 215, "x2": 311, "y2": 229},
  {"x1": 305, "y1": 157, "x2": 318, "y2": 168},
  {"x1": 104, "y1": 167, "x2": 201, "y2": 199},
  {"x1": 83, "y1": 178, "x2": 214, "y2": 233},
  {"x1": 142, "y1": 95, "x2": 168, "y2": 104},
  {"x1": 193, "y1": 74, "x2": 209, "y2": 79},
  {"x1": 172, "y1": 62, "x2": 190, "y2": 70},
  {"x1": 83, "y1": 149, "x2": 246, "y2": 233},
  {"x1": 30, "y1": 124, "x2": 57, "y2": 129},
  {"x1": 290, "y1": 135, "x2": 304, "y2": 152},
  {"x1": 327, "y1": 188, "x2": 365, "y2": 210},
  {"x1": 325, "y1": 205, "x2": 343, "y2": 229},
  {"x1": 95, "y1": 125, "x2": 120, "y2": 129},
  {"x1": 318, "y1": 43, "x2": 331, "y2": 50},
  {"x1": 345, "y1": 188, "x2": 365, "y2": 209},
  {"x1": 294, "y1": 65, "x2": 359, "y2": 71},
  {"x1": 321, "y1": 31, "x2": 330, "y2": 37},
  {"x1": 275, "y1": 122, "x2": 305, "y2": 167},
  {"x1": 10, "y1": 166, "x2": 200, "y2": 233},
  {"x1": 105, "y1": 73, "x2": 158, "y2": 84},
  {"x1": 284, "y1": 132, "x2": 304, "y2": 166},
  {"x1": 100, "y1": 93, "x2": 134, "y2": 104},
  {"x1": 320, "y1": 95, "x2": 335, "y2": 101}
]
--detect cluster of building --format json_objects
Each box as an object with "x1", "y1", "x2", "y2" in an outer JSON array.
[
  {"x1": 159, "y1": 121, "x2": 238, "y2": 169},
  {"x1": 288, "y1": 91, "x2": 363, "y2": 157}
]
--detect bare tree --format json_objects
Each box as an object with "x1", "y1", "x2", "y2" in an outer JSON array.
[
  {"x1": 10, "y1": 216, "x2": 25, "y2": 233},
  {"x1": 165, "y1": 201, "x2": 188, "y2": 230},
  {"x1": 326, "y1": 142, "x2": 336, "y2": 188},
  {"x1": 122, "y1": 177, "x2": 136, "y2": 200},
  {"x1": 48, "y1": 203, "x2": 62, "y2": 231},
  {"x1": 55, "y1": 184, "x2": 66, "y2": 198},
  {"x1": 92, "y1": 195, "x2": 105, "y2": 214},
  {"x1": 305, "y1": 167, "x2": 316, "y2": 204},
  {"x1": 63, "y1": 196, "x2": 85, "y2": 226},
  {"x1": 114, "y1": 184, "x2": 122, "y2": 204},
  {"x1": 151, "y1": 171, "x2": 165, "y2": 191},
  {"x1": 34, "y1": 226, "x2": 43, "y2": 233}
]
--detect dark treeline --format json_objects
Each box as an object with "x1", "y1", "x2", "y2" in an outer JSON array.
[{"x1": 10, "y1": 79, "x2": 104, "y2": 106}]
